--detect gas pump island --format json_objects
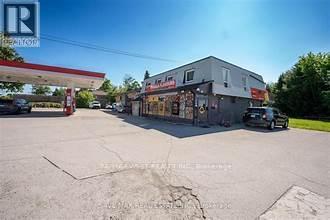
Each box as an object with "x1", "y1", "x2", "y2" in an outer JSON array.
[{"x1": 0, "y1": 61, "x2": 105, "y2": 115}]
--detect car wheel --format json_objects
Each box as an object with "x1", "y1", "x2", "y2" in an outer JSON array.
[
  {"x1": 268, "y1": 121, "x2": 275, "y2": 130},
  {"x1": 15, "y1": 107, "x2": 21, "y2": 114},
  {"x1": 282, "y1": 120, "x2": 288, "y2": 129}
]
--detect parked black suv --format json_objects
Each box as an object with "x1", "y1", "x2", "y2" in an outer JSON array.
[
  {"x1": 243, "y1": 107, "x2": 288, "y2": 130},
  {"x1": 0, "y1": 98, "x2": 32, "y2": 114}
]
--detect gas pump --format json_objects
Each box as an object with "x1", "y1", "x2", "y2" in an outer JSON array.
[{"x1": 64, "y1": 88, "x2": 74, "y2": 115}]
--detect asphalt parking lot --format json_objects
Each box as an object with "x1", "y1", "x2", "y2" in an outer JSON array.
[{"x1": 1, "y1": 109, "x2": 329, "y2": 219}]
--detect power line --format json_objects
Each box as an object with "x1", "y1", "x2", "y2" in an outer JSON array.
[{"x1": 40, "y1": 34, "x2": 176, "y2": 63}]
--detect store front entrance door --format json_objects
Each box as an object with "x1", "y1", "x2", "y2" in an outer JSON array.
[{"x1": 196, "y1": 94, "x2": 208, "y2": 125}]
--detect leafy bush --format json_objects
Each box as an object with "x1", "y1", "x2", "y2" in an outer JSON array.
[
  {"x1": 76, "y1": 90, "x2": 94, "y2": 108},
  {"x1": 31, "y1": 102, "x2": 62, "y2": 108},
  {"x1": 0, "y1": 95, "x2": 12, "y2": 100}
]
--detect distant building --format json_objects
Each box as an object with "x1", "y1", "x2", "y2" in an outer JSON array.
[
  {"x1": 115, "y1": 93, "x2": 126, "y2": 106},
  {"x1": 92, "y1": 90, "x2": 108, "y2": 108},
  {"x1": 116, "y1": 89, "x2": 141, "y2": 114},
  {"x1": 140, "y1": 56, "x2": 267, "y2": 125}
]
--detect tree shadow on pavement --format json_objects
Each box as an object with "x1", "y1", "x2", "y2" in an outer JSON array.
[{"x1": 0, "y1": 110, "x2": 67, "y2": 118}]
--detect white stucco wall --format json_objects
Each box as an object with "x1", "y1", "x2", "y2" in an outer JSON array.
[{"x1": 210, "y1": 57, "x2": 265, "y2": 97}]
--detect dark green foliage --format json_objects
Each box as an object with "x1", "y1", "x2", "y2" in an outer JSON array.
[
  {"x1": 123, "y1": 74, "x2": 141, "y2": 91},
  {"x1": 52, "y1": 88, "x2": 65, "y2": 97},
  {"x1": 32, "y1": 85, "x2": 52, "y2": 95},
  {"x1": 0, "y1": 33, "x2": 25, "y2": 93},
  {"x1": 272, "y1": 52, "x2": 330, "y2": 117},
  {"x1": 99, "y1": 78, "x2": 117, "y2": 103},
  {"x1": 76, "y1": 90, "x2": 94, "y2": 108},
  {"x1": 144, "y1": 70, "x2": 150, "y2": 80},
  {"x1": 99, "y1": 79, "x2": 113, "y2": 92}
]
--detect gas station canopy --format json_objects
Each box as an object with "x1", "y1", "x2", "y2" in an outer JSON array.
[{"x1": 0, "y1": 60, "x2": 105, "y2": 89}]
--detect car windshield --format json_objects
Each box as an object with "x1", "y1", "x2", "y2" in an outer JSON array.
[{"x1": 16, "y1": 99, "x2": 27, "y2": 104}]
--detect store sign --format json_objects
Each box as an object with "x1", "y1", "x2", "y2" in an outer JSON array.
[
  {"x1": 250, "y1": 88, "x2": 267, "y2": 101},
  {"x1": 146, "y1": 80, "x2": 176, "y2": 92},
  {"x1": 147, "y1": 95, "x2": 159, "y2": 102}
]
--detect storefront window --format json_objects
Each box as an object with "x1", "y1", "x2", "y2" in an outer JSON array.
[
  {"x1": 185, "y1": 92, "x2": 194, "y2": 120},
  {"x1": 144, "y1": 91, "x2": 194, "y2": 120},
  {"x1": 179, "y1": 93, "x2": 185, "y2": 118},
  {"x1": 172, "y1": 102, "x2": 179, "y2": 115},
  {"x1": 164, "y1": 97, "x2": 171, "y2": 116}
]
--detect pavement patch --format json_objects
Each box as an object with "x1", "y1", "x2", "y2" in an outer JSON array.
[
  {"x1": 259, "y1": 185, "x2": 330, "y2": 219},
  {"x1": 85, "y1": 168, "x2": 206, "y2": 220}
]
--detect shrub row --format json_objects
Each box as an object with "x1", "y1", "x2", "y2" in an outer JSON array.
[{"x1": 31, "y1": 102, "x2": 63, "y2": 108}]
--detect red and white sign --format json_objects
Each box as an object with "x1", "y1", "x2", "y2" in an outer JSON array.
[
  {"x1": 251, "y1": 88, "x2": 267, "y2": 101},
  {"x1": 146, "y1": 80, "x2": 176, "y2": 92}
]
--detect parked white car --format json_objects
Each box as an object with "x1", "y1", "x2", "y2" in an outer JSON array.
[
  {"x1": 105, "y1": 103, "x2": 117, "y2": 110},
  {"x1": 89, "y1": 101, "x2": 101, "y2": 109},
  {"x1": 116, "y1": 103, "x2": 125, "y2": 113}
]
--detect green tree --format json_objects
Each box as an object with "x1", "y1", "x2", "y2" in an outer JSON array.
[
  {"x1": 52, "y1": 88, "x2": 65, "y2": 96},
  {"x1": 32, "y1": 85, "x2": 52, "y2": 95},
  {"x1": 273, "y1": 52, "x2": 330, "y2": 117},
  {"x1": 144, "y1": 70, "x2": 150, "y2": 80},
  {"x1": 99, "y1": 78, "x2": 113, "y2": 92},
  {"x1": 76, "y1": 90, "x2": 94, "y2": 108},
  {"x1": 107, "y1": 86, "x2": 119, "y2": 103},
  {"x1": 106, "y1": 89, "x2": 117, "y2": 103},
  {"x1": 264, "y1": 82, "x2": 276, "y2": 106},
  {"x1": 0, "y1": 33, "x2": 25, "y2": 93},
  {"x1": 122, "y1": 75, "x2": 141, "y2": 91},
  {"x1": 98, "y1": 78, "x2": 118, "y2": 103}
]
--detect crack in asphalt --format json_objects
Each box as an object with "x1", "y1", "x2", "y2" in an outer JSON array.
[
  {"x1": 78, "y1": 168, "x2": 132, "y2": 180},
  {"x1": 97, "y1": 138, "x2": 125, "y2": 163},
  {"x1": 0, "y1": 157, "x2": 39, "y2": 163},
  {"x1": 167, "y1": 184, "x2": 207, "y2": 219},
  {"x1": 162, "y1": 137, "x2": 174, "y2": 177},
  {"x1": 145, "y1": 169, "x2": 207, "y2": 219},
  {"x1": 42, "y1": 154, "x2": 208, "y2": 219},
  {"x1": 41, "y1": 138, "x2": 208, "y2": 219},
  {"x1": 42, "y1": 155, "x2": 131, "y2": 181},
  {"x1": 42, "y1": 156, "x2": 77, "y2": 180},
  {"x1": 276, "y1": 167, "x2": 330, "y2": 189}
]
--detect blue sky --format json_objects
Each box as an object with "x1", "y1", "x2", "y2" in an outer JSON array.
[{"x1": 17, "y1": 0, "x2": 330, "y2": 91}]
